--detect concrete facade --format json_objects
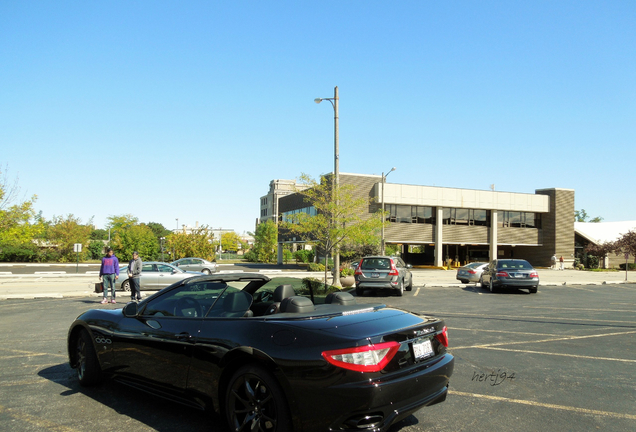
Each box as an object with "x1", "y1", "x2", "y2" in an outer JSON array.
[{"x1": 275, "y1": 173, "x2": 575, "y2": 268}]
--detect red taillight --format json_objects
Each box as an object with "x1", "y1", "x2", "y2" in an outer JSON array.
[
  {"x1": 496, "y1": 271, "x2": 509, "y2": 277},
  {"x1": 530, "y1": 271, "x2": 539, "y2": 278},
  {"x1": 388, "y1": 259, "x2": 399, "y2": 276},
  {"x1": 354, "y1": 259, "x2": 363, "y2": 275},
  {"x1": 322, "y1": 341, "x2": 400, "y2": 373},
  {"x1": 468, "y1": 269, "x2": 477, "y2": 274},
  {"x1": 435, "y1": 326, "x2": 449, "y2": 348}
]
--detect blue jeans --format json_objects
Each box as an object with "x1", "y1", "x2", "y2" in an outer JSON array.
[{"x1": 102, "y1": 274, "x2": 116, "y2": 299}]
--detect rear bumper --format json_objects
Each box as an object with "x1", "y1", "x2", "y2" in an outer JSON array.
[
  {"x1": 293, "y1": 354, "x2": 454, "y2": 432},
  {"x1": 494, "y1": 278, "x2": 539, "y2": 289}
]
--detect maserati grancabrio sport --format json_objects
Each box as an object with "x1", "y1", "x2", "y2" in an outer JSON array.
[{"x1": 68, "y1": 273, "x2": 454, "y2": 432}]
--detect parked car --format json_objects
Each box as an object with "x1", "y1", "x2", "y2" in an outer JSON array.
[
  {"x1": 67, "y1": 273, "x2": 453, "y2": 432},
  {"x1": 116, "y1": 261, "x2": 202, "y2": 292},
  {"x1": 354, "y1": 256, "x2": 413, "y2": 296},
  {"x1": 456, "y1": 262, "x2": 488, "y2": 284},
  {"x1": 171, "y1": 257, "x2": 218, "y2": 274},
  {"x1": 479, "y1": 259, "x2": 539, "y2": 293}
]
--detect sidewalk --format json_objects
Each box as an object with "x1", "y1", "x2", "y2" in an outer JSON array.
[{"x1": 0, "y1": 268, "x2": 634, "y2": 300}]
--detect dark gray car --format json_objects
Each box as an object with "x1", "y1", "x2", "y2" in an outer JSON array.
[
  {"x1": 354, "y1": 256, "x2": 413, "y2": 297},
  {"x1": 479, "y1": 259, "x2": 539, "y2": 293}
]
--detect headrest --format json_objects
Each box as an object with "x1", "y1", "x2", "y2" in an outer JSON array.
[
  {"x1": 280, "y1": 296, "x2": 314, "y2": 313},
  {"x1": 273, "y1": 284, "x2": 296, "y2": 302},
  {"x1": 325, "y1": 291, "x2": 356, "y2": 306}
]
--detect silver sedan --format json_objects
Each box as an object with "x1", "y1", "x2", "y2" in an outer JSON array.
[
  {"x1": 171, "y1": 257, "x2": 218, "y2": 274},
  {"x1": 116, "y1": 261, "x2": 202, "y2": 292},
  {"x1": 456, "y1": 262, "x2": 488, "y2": 284}
]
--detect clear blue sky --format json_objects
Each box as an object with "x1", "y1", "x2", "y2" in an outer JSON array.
[{"x1": 1, "y1": 1, "x2": 634, "y2": 234}]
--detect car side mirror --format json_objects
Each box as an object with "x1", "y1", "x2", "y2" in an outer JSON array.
[{"x1": 123, "y1": 302, "x2": 139, "y2": 317}]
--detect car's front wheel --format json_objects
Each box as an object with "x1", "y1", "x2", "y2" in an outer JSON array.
[
  {"x1": 75, "y1": 329, "x2": 103, "y2": 386},
  {"x1": 202, "y1": 268, "x2": 211, "y2": 275},
  {"x1": 225, "y1": 365, "x2": 291, "y2": 432}
]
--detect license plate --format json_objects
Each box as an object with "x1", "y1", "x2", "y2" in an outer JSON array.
[
  {"x1": 413, "y1": 338, "x2": 434, "y2": 360},
  {"x1": 515, "y1": 273, "x2": 526, "y2": 278},
  {"x1": 371, "y1": 272, "x2": 380, "y2": 278}
]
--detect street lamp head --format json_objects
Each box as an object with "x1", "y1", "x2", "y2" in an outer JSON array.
[
  {"x1": 314, "y1": 98, "x2": 323, "y2": 104},
  {"x1": 390, "y1": 167, "x2": 396, "y2": 173}
]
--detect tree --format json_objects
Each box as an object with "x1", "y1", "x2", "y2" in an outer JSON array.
[
  {"x1": 111, "y1": 224, "x2": 158, "y2": 261},
  {"x1": 584, "y1": 241, "x2": 615, "y2": 269},
  {"x1": 147, "y1": 222, "x2": 172, "y2": 241},
  {"x1": 106, "y1": 214, "x2": 139, "y2": 237},
  {"x1": 575, "y1": 209, "x2": 603, "y2": 223},
  {"x1": 247, "y1": 220, "x2": 278, "y2": 263},
  {"x1": 614, "y1": 230, "x2": 636, "y2": 264},
  {"x1": 0, "y1": 166, "x2": 43, "y2": 248},
  {"x1": 166, "y1": 225, "x2": 215, "y2": 261},
  {"x1": 281, "y1": 174, "x2": 384, "y2": 286},
  {"x1": 221, "y1": 231, "x2": 241, "y2": 253},
  {"x1": 47, "y1": 214, "x2": 93, "y2": 262}
]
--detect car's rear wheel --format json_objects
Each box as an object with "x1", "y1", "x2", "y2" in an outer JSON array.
[
  {"x1": 460, "y1": 279, "x2": 469, "y2": 284},
  {"x1": 406, "y1": 277, "x2": 413, "y2": 291},
  {"x1": 396, "y1": 279, "x2": 404, "y2": 296},
  {"x1": 121, "y1": 279, "x2": 130, "y2": 292},
  {"x1": 202, "y1": 268, "x2": 211, "y2": 275},
  {"x1": 355, "y1": 287, "x2": 363, "y2": 296},
  {"x1": 75, "y1": 329, "x2": 103, "y2": 386},
  {"x1": 529, "y1": 287, "x2": 538, "y2": 294},
  {"x1": 225, "y1": 365, "x2": 291, "y2": 432},
  {"x1": 489, "y1": 279, "x2": 497, "y2": 293}
]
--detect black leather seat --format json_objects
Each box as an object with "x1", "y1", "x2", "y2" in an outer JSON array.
[
  {"x1": 220, "y1": 291, "x2": 253, "y2": 317},
  {"x1": 264, "y1": 284, "x2": 296, "y2": 315}
]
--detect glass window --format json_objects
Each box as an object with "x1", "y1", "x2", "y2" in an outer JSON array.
[
  {"x1": 142, "y1": 264, "x2": 157, "y2": 272},
  {"x1": 396, "y1": 205, "x2": 411, "y2": 223},
  {"x1": 157, "y1": 264, "x2": 175, "y2": 273},
  {"x1": 142, "y1": 281, "x2": 228, "y2": 318}
]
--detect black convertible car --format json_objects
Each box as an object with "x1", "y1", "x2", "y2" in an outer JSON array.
[{"x1": 68, "y1": 273, "x2": 454, "y2": 432}]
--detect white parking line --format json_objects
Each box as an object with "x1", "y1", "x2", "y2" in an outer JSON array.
[
  {"x1": 413, "y1": 287, "x2": 420, "y2": 296},
  {"x1": 427, "y1": 310, "x2": 636, "y2": 326},
  {"x1": 453, "y1": 329, "x2": 636, "y2": 350},
  {"x1": 449, "y1": 391, "x2": 636, "y2": 420},
  {"x1": 523, "y1": 306, "x2": 634, "y2": 313},
  {"x1": 475, "y1": 347, "x2": 636, "y2": 363}
]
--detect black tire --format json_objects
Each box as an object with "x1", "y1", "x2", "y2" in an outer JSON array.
[
  {"x1": 489, "y1": 279, "x2": 497, "y2": 293},
  {"x1": 225, "y1": 365, "x2": 292, "y2": 432},
  {"x1": 406, "y1": 276, "x2": 413, "y2": 291},
  {"x1": 396, "y1": 279, "x2": 404, "y2": 296},
  {"x1": 121, "y1": 279, "x2": 130, "y2": 292},
  {"x1": 529, "y1": 287, "x2": 538, "y2": 294},
  {"x1": 460, "y1": 279, "x2": 469, "y2": 284},
  {"x1": 479, "y1": 276, "x2": 484, "y2": 288},
  {"x1": 75, "y1": 329, "x2": 103, "y2": 386},
  {"x1": 202, "y1": 268, "x2": 211, "y2": 275},
  {"x1": 355, "y1": 287, "x2": 363, "y2": 297}
]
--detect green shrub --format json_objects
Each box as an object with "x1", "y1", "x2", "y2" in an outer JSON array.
[
  {"x1": 587, "y1": 255, "x2": 599, "y2": 269},
  {"x1": 308, "y1": 262, "x2": 325, "y2": 272},
  {"x1": 0, "y1": 243, "x2": 40, "y2": 262},
  {"x1": 293, "y1": 249, "x2": 314, "y2": 263},
  {"x1": 340, "y1": 267, "x2": 354, "y2": 277},
  {"x1": 619, "y1": 263, "x2": 636, "y2": 271}
]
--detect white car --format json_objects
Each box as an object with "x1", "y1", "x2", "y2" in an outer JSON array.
[{"x1": 116, "y1": 261, "x2": 202, "y2": 292}]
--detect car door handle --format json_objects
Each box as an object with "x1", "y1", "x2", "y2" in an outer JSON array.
[{"x1": 175, "y1": 332, "x2": 191, "y2": 341}]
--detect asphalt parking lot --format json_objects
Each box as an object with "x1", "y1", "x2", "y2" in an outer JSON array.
[{"x1": 1, "y1": 282, "x2": 635, "y2": 431}]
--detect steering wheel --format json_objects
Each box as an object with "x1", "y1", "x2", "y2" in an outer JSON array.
[
  {"x1": 175, "y1": 297, "x2": 201, "y2": 317},
  {"x1": 255, "y1": 291, "x2": 273, "y2": 303}
]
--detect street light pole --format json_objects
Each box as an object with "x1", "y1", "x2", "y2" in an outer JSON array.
[
  {"x1": 381, "y1": 167, "x2": 396, "y2": 255},
  {"x1": 315, "y1": 86, "x2": 341, "y2": 286}
]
